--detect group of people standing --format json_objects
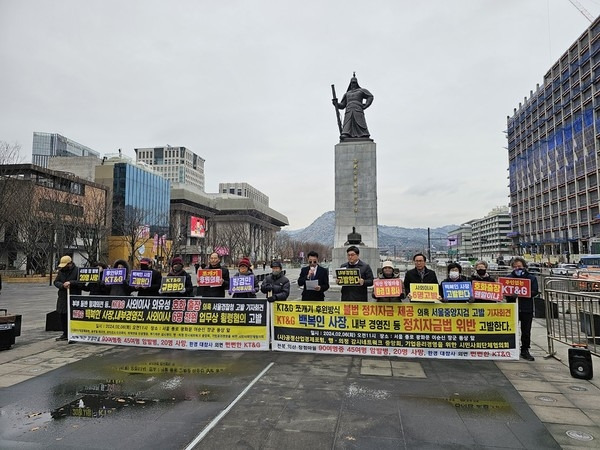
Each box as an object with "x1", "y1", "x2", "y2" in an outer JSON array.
[{"x1": 54, "y1": 248, "x2": 539, "y2": 362}]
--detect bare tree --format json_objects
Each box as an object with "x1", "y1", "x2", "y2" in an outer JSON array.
[
  {"x1": 110, "y1": 206, "x2": 153, "y2": 267},
  {"x1": 0, "y1": 141, "x2": 23, "y2": 165},
  {"x1": 71, "y1": 188, "x2": 110, "y2": 265}
]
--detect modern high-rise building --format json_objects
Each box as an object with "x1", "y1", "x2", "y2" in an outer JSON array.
[
  {"x1": 32, "y1": 132, "x2": 100, "y2": 168},
  {"x1": 507, "y1": 17, "x2": 600, "y2": 260},
  {"x1": 95, "y1": 157, "x2": 171, "y2": 263},
  {"x1": 134, "y1": 146, "x2": 205, "y2": 192},
  {"x1": 470, "y1": 207, "x2": 512, "y2": 262},
  {"x1": 447, "y1": 223, "x2": 473, "y2": 260}
]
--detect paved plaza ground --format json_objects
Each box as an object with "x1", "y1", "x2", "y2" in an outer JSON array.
[{"x1": 1, "y1": 269, "x2": 600, "y2": 449}]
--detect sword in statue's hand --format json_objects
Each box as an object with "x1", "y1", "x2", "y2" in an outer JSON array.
[{"x1": 331, "y1": 84, "x2": 342, "y2": 135}]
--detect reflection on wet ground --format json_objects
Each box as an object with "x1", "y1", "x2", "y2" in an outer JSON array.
[{"x1": 0, "y1": 348, "x2": 272, "y2": 449}]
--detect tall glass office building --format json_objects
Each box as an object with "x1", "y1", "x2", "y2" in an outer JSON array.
[
  {"x1": 32, "y1": 132, "x2": 100, "y2": 168},
  {"x1": 507, "y1": 17, "x2": 600, "y2": 258},
  {"x1": 111, "y1": 163, "x2": 170, "y2": 235}
]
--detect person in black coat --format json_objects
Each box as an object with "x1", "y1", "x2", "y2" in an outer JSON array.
[
  {"x1": 136, "y1": 257, "x2": 162, "y2": 297},
  {"x1": 469, "y1": 260, "x2": 497, "y2": 304},
  {"x1": 403, "y1": 253, "x2": 439, "y2": 300},
  {"x1": 298, "y1": 251, "x2": 330, "y2": 301},
  {"x1": 438, "y1": 262, "x2": 469, "y2": 301},
  {"x1": 53, "y1": 255, "x2": 83, "y2": 341},
  {"x1": 505, "y1": 257, "x2": 540, "y2": 361},
  {"x1": 108, "y1": 259, "x2": 135, "y2": 296},
  {"x1": 261, "y1": 261, "x2": 290, "y2": 302},
  {"x1": 162, "y1": 257, "x2": 194, "y2": 297},
  {"x1": 197, "y1": 252, "x2": 230, "y2": 298},
  {"x1": 337, "y1": 246, "x2": 374, "y2": 301},
  {"x1": 81, "y1": 261, "x2": 111, "y2": 296}
]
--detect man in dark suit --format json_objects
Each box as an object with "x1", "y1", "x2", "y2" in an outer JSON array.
[{"x1": 298, "y1": 251, "x2": 330, "y2": 301}]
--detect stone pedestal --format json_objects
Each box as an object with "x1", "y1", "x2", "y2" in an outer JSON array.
[{"x1": 332, "y1": 140, "x2": 379, "y2": 272}]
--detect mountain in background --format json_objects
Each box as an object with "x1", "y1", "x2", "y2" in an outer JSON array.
[{"x1": 283, "y1": 211, "x2": 457, "y2": 256}]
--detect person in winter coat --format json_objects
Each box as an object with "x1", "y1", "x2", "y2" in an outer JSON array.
[
  {"x1": 108, "y1": 259, "x2": 134, "y2": 296},
  {"x1": 261, "y1": 261, "x2": 290, "y2": 302},
  {"x1": 231, "y1": 258, "x2": 259, "y2": 299},
  {"x1": 438, "y1": 262, "x2": 469, "y2": 302},
  {"x1": 162, "y1": 257, "x2": 194, "y2": 297},
  {"x1": 505, "y1": 257, "x2": 540, "y2": 362},
  {"x1": 53, "y1": 255, "x2": 83, "y2": 341},
  {"x1": 297, "y1": 251, "x2": 330, "y2": 301},
  {"x1": 197, "y1": 252, "x2": 230, "y2": 298},
  {"x1": 136, "y1": 257, "x2": 162, "y2": 297},
  {"x1": 470, "y1": 260, "x2": 495, "y2": 283},
  {"x1": 337, "y1": 246, "x2": 374, "y2": 301},
  {"x1": 403, "y1": 253, "x2": 439, "y2": 300},
  {"x1": 81, "y1": 261, "x2": 111, "y2": 296},
  {"x1": 371, "y1": 260, "x2": 403, "y2": 302}
]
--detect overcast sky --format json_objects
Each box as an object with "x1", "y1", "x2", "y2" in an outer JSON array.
[{"x1": 1, "y1": 0, "x2": 599, "y2": 230}]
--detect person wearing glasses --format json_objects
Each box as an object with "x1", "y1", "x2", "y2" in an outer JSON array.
[
  {"x1": 298, "y1": 251, "x2": 330, "y2": 301},
  {"x1": 337, "y1": 246, "x2": 374, "y2": 301}
]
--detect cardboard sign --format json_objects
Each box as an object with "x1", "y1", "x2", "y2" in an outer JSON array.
[
  {"x1": 441, "y1": 281, "x2": 472, "y2": 301},
  {"x1": 102, "y1": 268, "x2": 127, "y2": 285},
  {"x1": 229, "y1": 275, "x2": 255, "y2": 294},
  {"x1": 197, "y1": 269, "x2": 222, "y2": 287},
  {"x1": 472, "y1": 281, "x2": 503, "y2": 302},
  {"x1": 373, "y1": 278, "x2": 402, "y2": 297},
  {"x1": 499, "y1": 277, "x2": 531, "y2": 297},
  {"x1": 160, "y1": 276, "x2": 186, "y2": 294},
  {"x1": 336, "y1": 268, "x2": 361, "y2": 286},
  {"x1": 78, "y1": 267, "x2": 100, "y2": 283},
  {"x1": 130, "y1": 270, "x2": 152, "y2": 288},
  {"x1": 410, "y1": 283, "x2": 439, "y2": 302}
]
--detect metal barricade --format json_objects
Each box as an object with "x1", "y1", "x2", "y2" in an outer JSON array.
[{"x1": 543, "y1": 276, "x2": 600, "y2": 357}]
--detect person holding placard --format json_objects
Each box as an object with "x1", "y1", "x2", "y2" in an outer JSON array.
[
  {"x1": 371, "y1": 261, "x2": 402, "y2": 302},
  {"x1": 162, "y1": 257, "x2": 194, "y2": 297},
  {"x1": 231, "y1": 258, "x2": 259, "y2": 299},
  {"x1": 438, "y1": 262, "x2": 470, "y2": 302},
  {"x1": 505, "y1": 257, "x2": 539, "y2": 361},
  {"x1": 136, "y1": 257, "x2": 162, "y2": 297},
  {"x1": 107, "y1": 259, "x2": 134, "y2": 296},
  {"x1": 298, "y1": 251, "x2": 330, "y2": 301},
  {"x1": 403, "y1": 253, "x2": 439, "y2": 300},
  {"x1": 337, "y1": 246, "x2": 374, "y2": 301},
  {"x1": 198, "y1": 252, "x2": 230, "y2": 298}
]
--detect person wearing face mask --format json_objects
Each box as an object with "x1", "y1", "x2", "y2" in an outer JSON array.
[
  {"x1": 298, "y1": 251, "x2": 330, "y2": 301},
  {"x1": 260, "y1": 261, "x2": 290, "y2": 302},
  {"x1": 108, "y1": 259, "x2": 135, "y2": 296},
  {"x1": 506, "y1": 256, "x2": 540, "y2": 361},
  {"x1": 470, "y1": 260, "x2": 495, "y2": 283},
  {"x1": 162, "y1": 257, "x2": 194, "y2": 297},
  {"x1": 53, "y1": 255, "x2": 83, "y2": 341},
  {"x1": 469, "y1": 260, "x2": 497, "y2": 304},
  {"x1": 136, "y1": 257, "x2": 162, "y2": 297},
  {"x1": 232, "y1": 258, "x2": 259, "y2": 298},
  {"x1": 439, "y1": 262, "x2": 469, "y2": 301}
]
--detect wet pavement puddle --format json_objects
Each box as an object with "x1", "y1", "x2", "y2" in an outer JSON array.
[{"x1": 0, "y1": 349, "x2": 271, "y2": 448}]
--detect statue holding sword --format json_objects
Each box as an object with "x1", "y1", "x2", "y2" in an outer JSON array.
[{"x1": 331, "y1": 73, "x2": 374, "y2": 140}]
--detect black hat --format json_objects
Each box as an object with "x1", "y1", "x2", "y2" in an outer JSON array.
[{"x1": 270, "y1": 261, "x2": 282, "y2": 268}]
